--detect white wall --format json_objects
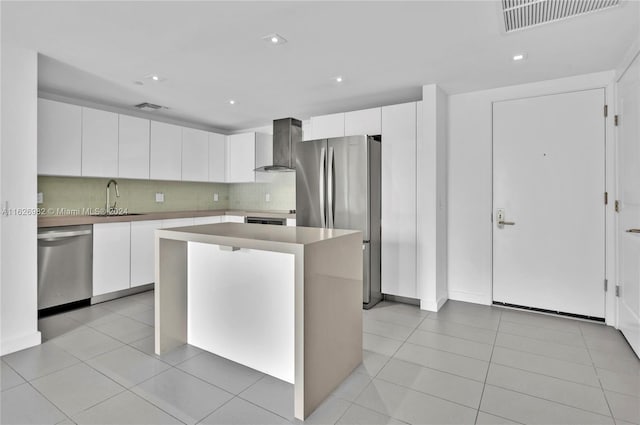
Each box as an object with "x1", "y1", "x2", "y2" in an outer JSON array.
[
  {"x1": 418, "y1": 85, "x2": 448, "y2": 311},
  {"x1": 448, "y1": 71, "x2": 617, "y2": 323},
  {"x1": 0, "y1": 45, "x2": 41, "y2": 355}
]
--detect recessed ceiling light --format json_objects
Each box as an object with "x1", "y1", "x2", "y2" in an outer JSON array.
[
  {"x1": 262, "y1": 33, "x2": 287, "y2": 45},
  {"x1": 335, "y1": 76, "x2": 344, "y2": 83},
  {"x1": 513, "y1": 53, "x2": 526, "y2": 61},
  {"x1": 229, "y1": 100, "x2": 236, "y2": 105},
  {"x1": 144, "y1": 74, "x2": 167, "y2": 83}
]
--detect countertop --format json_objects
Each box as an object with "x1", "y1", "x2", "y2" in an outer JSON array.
[
  {"x1": 37, "y1": 209, "x2": 296, "y2": 228},
  {"x1": 158, "y1": 222, "x2": 360, "y2": 248}
]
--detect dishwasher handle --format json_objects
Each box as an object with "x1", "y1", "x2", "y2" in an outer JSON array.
[{"x1": 38, "y1": 229, "x2": 92, "y2": 241}]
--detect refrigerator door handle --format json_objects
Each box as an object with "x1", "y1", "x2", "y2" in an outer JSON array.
[
  {"x1": 327, "y1": 146, "x2": 335, "y2": 228},
  {"x1": 320, "y1": 147, "x2": 326, "y2": 227}
]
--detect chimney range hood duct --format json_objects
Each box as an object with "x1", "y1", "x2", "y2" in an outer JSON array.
[{"x1": 255, "y1": 118, "x2": 302, "y2": 172}]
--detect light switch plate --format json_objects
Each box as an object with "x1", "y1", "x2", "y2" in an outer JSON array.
[
  {"x1": 37, "y1": 192, "x2": 44, "y2": 204},
  {"x1": 213, "y1": 193, "x2": 219, "y2": 202},
  {"x1": 155, "y1": 192, "x2": 165, "y2": 203}
]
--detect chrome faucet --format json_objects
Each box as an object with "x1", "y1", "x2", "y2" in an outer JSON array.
[{"x1": 105, "y1": 179, "x2": 120, "y2": 215}]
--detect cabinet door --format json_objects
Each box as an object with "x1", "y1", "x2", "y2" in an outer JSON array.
[
  {"x1": 119, "y1": 115, "x2": 150, "y2": 179},
  {"x1": 227, "y1": 133, "x2": 255, "y2": 182},
  {"x1": 182, "y1": 128, "x2": 209, "y2": 182},
  {"x1": 82, "y1": 107, "x2": 119, "y2": 177},
  {"x1": 209, "y1": 133, "x2": 226, "y2": 182},
  {"x1": 93, "y1": 222, "x2": 131, "y2": 296},
  {"x1": 150, "y1": 121, "x2": 182, "y2": 180},
  {"x1": 161, "y1": 218, "x2": 195, "y2": 229},
  {"x1": 38, "y1": 99, "x2": 82, "y2": 176},
  {"x1": 130, "y1": 220, "x2": 162, "y2": 287},
  {"x1": 255, "y1": 133, "x2": 273, "y2": 183},
  {"x1": 310, "y1": 113, "x2": 345, "y2": 140},
  {"x1": 223, "y1": 215, "x2": 245, "y2": 223},
  {"x1": 345, "y1": 108, "x2": 381, "y2": 136},
  {"x1": 193, "y1": 216, "x2": 223, "y2": 225},
  {"x1": 381, "y1": 102, "x2": 417, "y2": 298}
]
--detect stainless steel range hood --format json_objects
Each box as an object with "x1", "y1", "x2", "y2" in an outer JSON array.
[{"x1": 255, "y1": 118, "x2": 302, "y2": 172}]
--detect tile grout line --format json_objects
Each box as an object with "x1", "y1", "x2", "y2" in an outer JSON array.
[
  {"x1": 474, "y1": 307, "x2": 502, "y2": 425},
  {"x1": 580, "y1": 323, "x2": 618, "y2": 424}
]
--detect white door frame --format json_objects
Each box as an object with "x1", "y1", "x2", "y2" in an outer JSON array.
[{"x1": 487, "y1": 74, "x2": 618, "y2": 326}]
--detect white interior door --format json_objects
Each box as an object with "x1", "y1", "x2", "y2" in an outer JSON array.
[
  {"x1": 493, "y1": 89, "x2": 606, "y2": 318},
  {"x1": 616, "y1": 56, "x2": 640, "y2": 356}
]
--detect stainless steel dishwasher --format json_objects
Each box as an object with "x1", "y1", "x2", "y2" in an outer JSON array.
[{"x1": 37, "y1": 225, "x2": 93, "y2": 310}]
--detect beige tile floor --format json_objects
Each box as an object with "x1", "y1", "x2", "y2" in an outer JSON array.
[{"x1": 1, "y1": 292, "x2": 638, "y2": 425}]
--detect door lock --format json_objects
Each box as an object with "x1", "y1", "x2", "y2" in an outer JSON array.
[{"x1": 496, "y1": 208, "x2": 516, "y2": 227}]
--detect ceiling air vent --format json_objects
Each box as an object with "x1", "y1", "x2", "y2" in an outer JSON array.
[
  {"x1": 134, "y1": 102, "x2": 166, "y2": 111},
  {"x1": 502, "y1": 0, "x2": 620, "y2": 32}
]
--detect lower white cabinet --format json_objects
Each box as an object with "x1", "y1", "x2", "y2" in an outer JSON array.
[
  {"x1": 193, "y1": 215, "x2": 223, "y2": 225},
  {"x1": 93, "y1": 222, "x2": 131, "y2": 296},
  {"x1": 223, "y1": 215, "x2": 245, "y2": 223},
  {"x1": 130, "y1": 220, "x2": 162, "y2": 287},
  {"x1": 162, "y1": 218, "x2": 195, "y2": 228}
]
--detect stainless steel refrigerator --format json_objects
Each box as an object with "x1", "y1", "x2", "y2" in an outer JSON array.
[{"x1": 296, "y1": 135, "x2": 382, "y2": 309}]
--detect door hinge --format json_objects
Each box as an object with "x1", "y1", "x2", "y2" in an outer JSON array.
[
  {"x1": 604, "y1": 105, "x2": 608, "y2": 117},
  {"x1": 614, "y1": 115, "x2": 619, "y2": 126},
  {"x1": 604, "y1": 192, "x2": 608, "y2": 205},
  {"x1": 604, "y1": 279, "x2": 608, "y2": 292},
  {"x1": 615, "y1": 200, "x2": 620, "y2": 213},
  {"x1": 615, "y1": 285, "x2": 621, "y2": 297}
]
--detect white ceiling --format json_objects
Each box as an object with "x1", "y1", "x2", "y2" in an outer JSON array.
[{"x1": 2, "y1": 1, "x2": 637, "y2": 132}]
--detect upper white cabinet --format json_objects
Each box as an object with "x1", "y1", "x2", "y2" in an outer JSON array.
[
  {"x1": 150, "y1": 121, "x2": 182, "y2": 181},
  {"x1": 209, "y1": 133, "x2": 226, "y2": 182},
  {"x1": 381, "y1": 102, "x2": 417, "y2": 299},
  {"x1": 82, "y1": 107, "x2": 119, "y2": 178},
  {"x1": 181, "y1": 127, "x2": 209, "y2": 182},
  {"x1": 38, "y1": 99, "x2": 82, "y2": 176},
  {"x1": 227, "y1": 133, "x2": 256, "y2": 183},
  {"x1": 93, "y1": 222, "x2": 131, "y2": 296},
  {"x1": 119, "y1": 115, "x2": 150, "y2": 179},
  {"x1": 345, "y1": 108, "x2": 381, "y2": 136},
  {"x1": 310, "y1": 113, "x2": 345, "y2": 140},
  {"x1": 254, "y1": 133, "x2": 273, "y2": 183}
]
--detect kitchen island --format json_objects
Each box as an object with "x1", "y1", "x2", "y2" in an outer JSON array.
[{"x1": 154, "y1": 222, "x2": 363, "y2": 420}]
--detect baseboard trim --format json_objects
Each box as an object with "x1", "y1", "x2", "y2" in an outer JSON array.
[
  {"x1": 1, "y1": 331, "x2": 42, "y2": 356},
  {"x1": 448, "y1": 290, "x2": 492, "y2": 306},
  {"x1": 421, "y1": 296, "x2": 448, "y2": 312},
  {"x1": 383, "y1": 294, "x2": 420, "y2": 306},
  {"x1": 91, "y1": 283, "x2": 154, "y2": 304}
]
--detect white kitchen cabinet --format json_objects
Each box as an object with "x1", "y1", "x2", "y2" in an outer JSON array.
[
  {"x1": 162, "y1": 217, "x2": 195, "y2": 229},
  {"x1": 82, "y1": 107, "x2": 119, "y2": 177},
  {"x1": 209, "y1": 133, "x2": 226, "y2": 182},
  {"x1": 119, "y1": 115, "x2": 150, "y2": 179},
  {"x1": 182, "y1": 128, "x2": 209, "y2": 182},
  {"x1": 345, "y1": 107, "x2": 381, "y2": 136},
  {"x1": 130, "y1": 220, "x2": 162, "y2": 287},
  {"x1": 223, "y1": 215, "x2": 245, "y2": 223},
  {"x1": 381, "y1": 102, "x2": 417, "y2": 299},
  {"x1": 193, "y1": 215, "x2": 223, "y2": 225},
  {"x1": 93, "y1": 222, "x2": 131, "y2": 296},
  {"x1": 150, "y1": 121, "x2": 182, "y2": 181},
  {"x1": 38, "y1": 98, "x2": 82, "y2": 176},
  {"x1": 226, "y1": 133, "x2": 256, "y2": 182},
  {"x1": 255, "y1": 133, "x2": 273, "y2": 183},
  {"x1": 310, "y1": 113, "x2": 345, "y2": 140}
]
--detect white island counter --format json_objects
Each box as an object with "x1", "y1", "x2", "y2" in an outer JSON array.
[{"x1": 154, "y1": 222, "x2": 363, "y2": 420}]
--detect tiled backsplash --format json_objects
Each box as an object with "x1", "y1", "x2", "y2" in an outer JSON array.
[
  {"x1": 229, "y1": 173, "x2": 295, "y2": 211},
  {"x1": 37, "y1": 176, "x2": 230, "y2": 214},
  {"x1": 37, "y1": 174, "x2": 296, "y2": 215}
]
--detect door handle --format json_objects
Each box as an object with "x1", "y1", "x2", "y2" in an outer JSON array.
[
  {"x1": 496, "y1": 208, "x2": 515, "y2": 227},
  {"x1": 498, "y1": 220, "x2": 516, "y2": 226},
  {"x1": 327, "y1": 146, "x2": 335, "y2": 228},
  {"x1": 626, "y1": 229, "x2": 640, "y2": 234},
  {"x1": 319, "y1": 147, "x2": 326, "y2": 228}
]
